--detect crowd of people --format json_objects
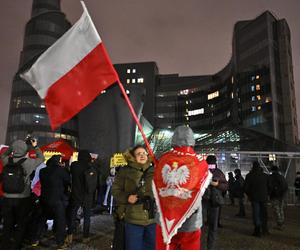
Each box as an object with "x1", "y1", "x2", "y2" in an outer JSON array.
[
  {"x1": 0, "y1": 138, "x2": 102, "y2": 250},
  {"x1": 0, "y1": 125, "x2": 293, "y2": 250}
]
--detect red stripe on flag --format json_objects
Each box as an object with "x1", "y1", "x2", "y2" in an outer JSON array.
[{"x1": 45, "y1": 43, "x2": 118, "y2": 130}]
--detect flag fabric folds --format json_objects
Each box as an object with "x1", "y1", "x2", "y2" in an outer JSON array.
[
  {"x1": 153, "y1": 149, "x2": 212, "y2": 245},
  {"x1": 20, "y1": 2, "x2": 119, "y2": 130}
]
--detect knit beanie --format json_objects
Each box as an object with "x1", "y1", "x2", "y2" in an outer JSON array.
[
  {"x1": 171, "y1": 125, "x2": 195, "y2": 147},
  {"x1": 11, "y1": 140, "x2": 28, "y2": 157}
]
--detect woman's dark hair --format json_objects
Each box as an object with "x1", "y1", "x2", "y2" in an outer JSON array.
[{"x1": 130, "y1": 145, "x2": 147, "y2": 157}]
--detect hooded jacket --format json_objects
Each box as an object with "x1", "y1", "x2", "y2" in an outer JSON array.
[
  {"x1": 40, "y1": 155, "x2": 70, "y2": 204},
  {"x1": 244, "y1": 165, "x2": 270, "y2": 202},
  {"x1": 70, "y1": 150, "x2": 97, "y2": 207},
  {"x1": 1, "y1": 140, "x2": 45, "y2": 198},
  {"x1": 112, "y1": 149, "x2": 155, "y2": 226},
  {"x1": 157, "y1": 126, "x2": 210, "y2": 233}
]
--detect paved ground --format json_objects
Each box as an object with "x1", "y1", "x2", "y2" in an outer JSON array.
[{"x1": 6, "y1": 203, "x2": 300, "y2": 249}]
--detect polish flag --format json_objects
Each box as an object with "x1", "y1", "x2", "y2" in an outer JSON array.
[{"x1": 21, "y1": 2, "x2": 119, "y2": 130}]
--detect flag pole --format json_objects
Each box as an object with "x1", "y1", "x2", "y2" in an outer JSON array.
[{"x1": 116, "y1": 79, "x2": 157, "y2": 164}]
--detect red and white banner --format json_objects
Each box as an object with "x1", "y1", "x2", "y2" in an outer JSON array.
[
  {"x1": 153, "y1": 147, "x2": 211, "y2": 245},
  {"x1": 21, "y1": 1, "x2": 119, "y2": 130}
]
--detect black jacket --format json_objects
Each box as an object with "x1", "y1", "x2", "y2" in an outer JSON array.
[
  {"x1": 244, "y1": 168, "x2": 269, "y2": 202},
  {"x1": 70, "y1": 150, "x2": 98, "y2": 207},
  {"x1": 40, "y1": 157, "x2": 70, "y2": 205},
  {"x1": 233, "y1": 174, "x2": 245, "y2": 198}
]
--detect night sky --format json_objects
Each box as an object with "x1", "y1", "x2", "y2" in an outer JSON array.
[{"x1": 1, "y1": 0, "x2": 299, "y2": 144}]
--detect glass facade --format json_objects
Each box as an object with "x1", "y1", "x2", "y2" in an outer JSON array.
[
  {"x1": 155, "y1": 11, "x2": 298, "y2": 146},
  {"x1": 6, "y1": 0, "x2": 78, "y2": 148}
]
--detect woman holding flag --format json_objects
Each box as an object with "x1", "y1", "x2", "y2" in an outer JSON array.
[{"x1": 112, "y1": 145, "x2": 155, "y2": 250}]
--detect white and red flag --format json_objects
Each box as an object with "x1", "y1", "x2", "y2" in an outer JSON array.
[
  {"x1": 21, "y1": 1, "x2": 119, "y2": 130},
  {"x1": 153, "y1": 148, "x2": 212, "y2": 246}
]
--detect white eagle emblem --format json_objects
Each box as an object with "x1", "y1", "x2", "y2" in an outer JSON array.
[{"x1": 159, "y1": 162, "x2": 192, "y2": 199}]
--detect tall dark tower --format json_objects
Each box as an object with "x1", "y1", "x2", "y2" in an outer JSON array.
[{"x1": 6, "y1": 0, "x2": 78, "y2": 147}]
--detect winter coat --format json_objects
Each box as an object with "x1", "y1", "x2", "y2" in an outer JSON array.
[
  {"x1": 1, "y1": 140, "x2": 44, "y2": 198},
  {"x1": 40, "y1": 156, "x2": 70, "y2": 205},
  {"x1": 202, "y1": 167, "x2": 228, "y2": 208},
  {"x1": 112, "y1": 150, "x2": 155, "y2": 226},
  {"x1": 70, "y1": 150, "x2": 98, "y2": 208},
  {"x1": 244, "y1": 168, "x2": 269, "y2": 202},
  {"x1": 233, "y1": 174, "x2": 245, "y2": 198},
  {"x1": 210, "y1": 168, "x2": 228, "y2": 193}
]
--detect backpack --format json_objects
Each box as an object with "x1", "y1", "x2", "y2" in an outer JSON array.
[
  {"x1": 271, "y1": 174, "x2": 288, "y2": 198},
  {"x1": 1, "y1": 157, "x2": 27, "y2": 194},
  {"x1": 83, "y1": 165, "x2": 98, "y2": 194}
]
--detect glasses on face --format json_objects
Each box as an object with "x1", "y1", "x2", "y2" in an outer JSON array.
[{"x1": 135, "y1": 152, "x2": 148, "y2": 157}]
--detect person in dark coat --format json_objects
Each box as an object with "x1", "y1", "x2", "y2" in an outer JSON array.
[
  {"x1": 269, "y1": 165, "x2": 288, "y2": 230},
  {"x1": 233, "y1": 169, "x2": 246, "y2": 217},
  {"x1": 0, "y1": 139, "x2": 44, "y2": 250},
  {"x1": 67, "y1": 150, "x2": 98, "y2": 243},
  {"x1": 228, "y1": 172, "x2": 235, "y2": 206},
  {"x1": 295, "y1": 171, "x2": 300, "y2": 202},
  {"x1": 202, "y1": 155, "x2": 228, "y2": 250},
  {"x1": 33, "y1": 155, "x2": 70, "y2": 249},
  {"x1": 244, "y1": 161, "x2": 270, "y2": 237}
]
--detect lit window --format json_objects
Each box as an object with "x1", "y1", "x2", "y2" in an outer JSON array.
[
  {"x1": 265, "y1": 97, "x2": 271, "y2": 103},
  {"x1": 157, "y1": 94, "x2": 164, "y2": 97},
  {"x1": 208, "y1": 91, "x2": 219, "y2": 100},
  {"x1": 157, "y1": 114, "x2": 164, "y2": 118},
  {"x1": 137, "y1": 78, "x2": 144, "y2": 83},
  {"x1": 126, "y1": 90, "x2": 130, "y2": 94},
  {"x1": 188, "y1": 108, "x2": 204, "y2": 116},
  {"x1": 256, "y1": 84, "x2": 261, "y2": 91},
  {"x1": 251, "y1": 76, "x2": 255, "y2": 81},
  {"x1": 132, "y1": 69, "x2": 136, "y2": 73},
  {"x1": 251, "y1": 106, "x2": 256, "y2": 112},
  {"x1": 186, "y1": 117, "x2": 189, "y2": 121},
  {"x1": 101, "y1": 90, "x2": 106, "y2": 94},
  {"x1": 257, "y1": 106, "x2": 261, "y2": 110},
  {"x1": 231, "y1": 92, "x2": 234, "y2": 99},
  {"x1": 127, "y1": 69, "x2": 131, "y2": 73},
  {"x1": 185, "y1": 101, "x2": 189, "y2": 105},
  {"x1": 251, "y1": 96, "x2": 255, "y2": 101},
  {"x1": 127, "y1": 79, "x2": 130, "y2": 84},
  {"x1": 231, "y1": 76, "x2": 234, "y2": 84},
  {"x1": 132, "y1": 79, "x2": 136, "y2": 83},
  {"x1": 40, "y1": 104, "x2": 45, "y2": 108},
  {"x1": 186, "y1": 109, "x2": 189, "y2": 113},
  {"x1": 179, "y1": 89, "x2": 189, "y2": 95},
  {"x1": 251, "y1": 86, "x2": 255, "y2": 91},
  {"x1": 257, "y1": 95, "x2": 261, "y2": 100},
  {"x1": 256, "y1": 75, "x2": 260, "y2": 79}
]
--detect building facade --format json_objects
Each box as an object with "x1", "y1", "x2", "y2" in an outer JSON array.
[
  {"x1": 6, "y1": 7, "x2": 298, "y2": 162},
  {"x1": 78, "y1": 62, "x2": 158, "y2": 161},
  {"x1": 6, "y1": 0, "x2": 79, "y2": 147},
  {"x1": 155, "y1": 11, "x2": 298, "y2": 146}
]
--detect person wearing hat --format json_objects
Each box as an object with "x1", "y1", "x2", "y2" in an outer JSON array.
[
  {"x1": 0, "y1": 139, "x2": 44, "y2": 249},
  {"x1": 154, "y1": 125, "x2": 211, "y2": 250},
  {"x1": 269, "y1": 165, "x2": 288, "y2": 230},
  {"x1": 202, "y1": 154, "x2": 228, "y2": 250}
]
